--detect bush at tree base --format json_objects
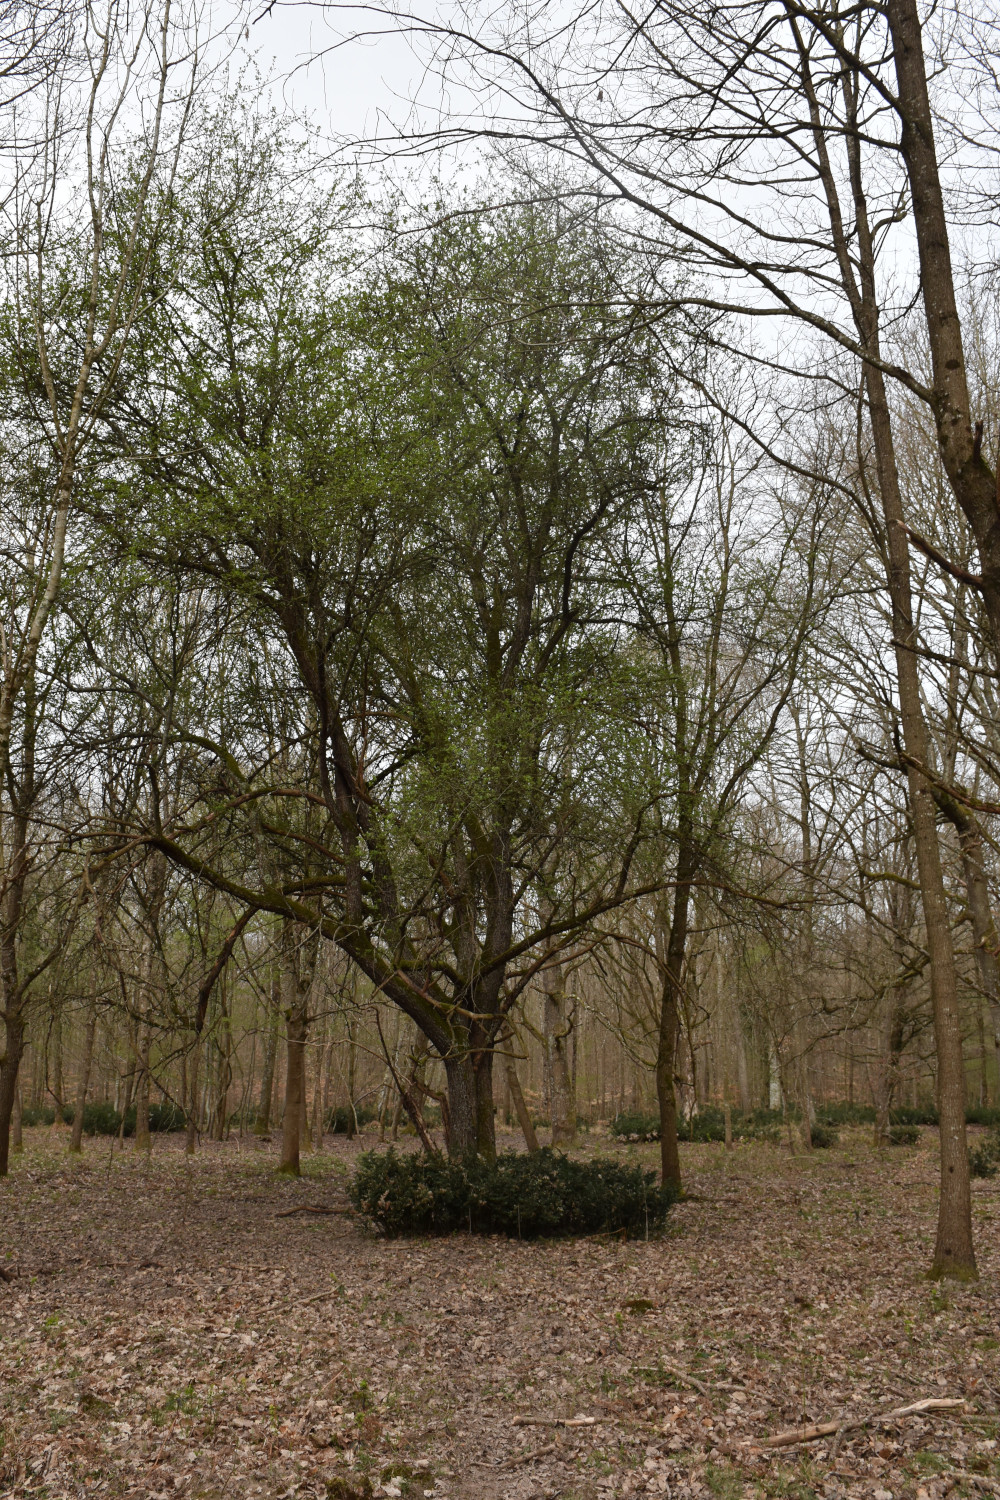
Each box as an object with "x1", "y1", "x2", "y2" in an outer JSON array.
[
  {"x1": 349, "y1": 1147, "x2": 675, "y2": 1238},
  {"x1": 887, "y1": 1124, "x2": 920, "y2": 1146}
]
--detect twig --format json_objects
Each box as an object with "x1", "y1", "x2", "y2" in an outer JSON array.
[
  {"x1": 275, "y1": 1205, "x2": 354, "y2": 1218},
  {"x1": 940, "y1": 1470, "x2": 1000, "y2": 1496},
  {"x1": 512, "y1": 1416, "x2": 600, "y2": 1428},
  {"x1": 506, "y1": 1442, "x2": 557, "y2": 1466},
  {"x1": 764, "y1": 1396, "x2": 966, "y2": 1449},
  {"x1": 270, "y1": 1288, "x2": 343, "y2": 1316},
  {"x1": 637, "y1": 1362, "x2": 710, "y2": 1397}
]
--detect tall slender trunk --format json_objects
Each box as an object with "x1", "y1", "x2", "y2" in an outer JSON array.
[
  {"x1": 134, "y1": 1026, "x2": 152, "y2": 1152},
  {"x1": 543, "y1": 959, "x2": 576, "y2": 1147},
  {"x1": 185, "y1": 1035, "x2": 202, "y2": 1155},
  {"x1": 255, "y1": 993, "x2": 279, "y2": 1135},
  {"x1": 505, "y1": 1059, "x2": 539, "y2": 1152},
  {"x1": 70, "y1": 991, "x2": 98, "y2": 1154},
  {"x1": 0, "y1": 1014, "x2": 25, "y2": 1176},
  {"x1": 656, "y1": 850, "x2": 695, "y2": 1190},
  {"x1": 866, "y1": 363, "x2": 974, "y2": 1277}
]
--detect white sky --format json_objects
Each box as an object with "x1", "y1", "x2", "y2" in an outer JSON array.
[{"x1": 246, "y1": 3, "x2": 430, "y2": 144}]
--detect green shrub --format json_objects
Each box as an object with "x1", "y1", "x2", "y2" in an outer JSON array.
[
  {"x1": 325, "y1": 1104, "x2": 377, "y2": 1134},
  {"x1": 888, "y1": 1124, "x2": 920, "y2": 1146},
  {"x1": 969, "y1": 1128, "x2": 1000, "y2": 1179},
  {"x1": 81, "y1": 1101, "x2": 121, "y2": 1135},
  {"x1": 817, "y1": 1102, "x2": 875, "y2": 1126},
  {"x1": 349, "y1": 1147, "x2": 676, "y2": 1239},
  {"x1": 610, "y1": 1110, "x2": 660, "y2": 1141},
  {"x1": 809, "y1": 1123, "x2": 838, "y2": 1148},
  {"x1": 21, "y1": 1105, "x2": 56, "y2": 1127},
  {"x1": 890, "y1": 1103, "x2": 939, "y2": 1126},
  {"x1": 149, "y1": 1102, "x2": 186, "y2": 1132},
  {"x1": 966, "y1": 1105, "x2": 1000, "y2": 1128}
]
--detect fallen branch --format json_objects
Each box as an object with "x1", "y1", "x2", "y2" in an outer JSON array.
[
  {"x1": 637, "y1": 1362, "x2": 710, "y2": 1397},
  {"x1": 506, "y1": 1442, "x2": 557, "y2": 1466},
  {"x1": 275, "y1": 1205, "x2": 353, "y2": 1218},
  {"x1": 940, "y1": 1470, "x2": 1000, "y2": 1496},
  {"x1": 764, "y1": 1396, "x2": 966, "y2": 1449},
  {"x1": 513, "y1": 1415, "x2": 600, "y2": 1429}
]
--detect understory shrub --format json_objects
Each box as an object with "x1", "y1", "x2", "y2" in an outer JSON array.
[
  {"x1": 350, "y1": 1147, "x2": 675, "y2": 1238},
  {"x1": 808, "y1": 1124, "x2": 838, "y2": 1148},
  {"x1": 969, "y1": 1128, "x2": 1000, "y2": 1179},
  {"x1": 21, "y1": 1105, "x2": 57, "y2": 1126},
  {"x1": 325, "y1": 1104, "x2": 377, "y2": 1134},
  {"x1": 610, "y1": 1110, "x2": 661, "y2": 1141},
  {"x1": 816, "y1": 1102, "x2": 875, "y2": 1126},
  {"x1": 888, "y1": 1124, "x2": 920, "y2": 1147}
]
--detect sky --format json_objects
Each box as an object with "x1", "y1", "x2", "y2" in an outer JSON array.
[{"x1": 246, "y1": 3, "x2": 433, "y2": 146}]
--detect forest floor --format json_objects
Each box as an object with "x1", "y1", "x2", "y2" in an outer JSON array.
[{"x1": 1, "y1": 1125, "x2": 999, "y2": 1500}]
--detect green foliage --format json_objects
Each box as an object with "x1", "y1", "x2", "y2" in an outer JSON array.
[
  {"x1": 808, "y1": 1124, "x2": 838, "y2": 1148},
  {"x1": 54, "y1": 1100, "x2": 186, "y2": 1135},
  {"x1": 325, "y1": 1105, "x2": 377, "y2": 1134},
  {"x1": 888, "y1": 1124, "x2": 920, "y2": 1146},
  {"x1": 148, "y1": 1102, "x2": 186, "y2": 1132},
  {"x1": 890, "y1": 1103, "x2": 939, "y2": 1126},
  {"x1": 969, "y1": 1128, "x2": 1000, "y2": 1179},
  {"x1": 20, "y1": 1105, "x2": 57, "y2": 1126},
  {"x1": 349, "y1": 1147, "x2": 676, "y2": 1239},
  {"x1": 816, "y1": 1102, "x2": 875, "y2": 1126},
  {"x1": 80, "y1": 1102, "x2": 121, "y2": 1136},
  {"x1": 965, "y1": 1105, "x2": 1000, "y2": 1128},
  {"x1": 610, "y1": 1110, "x2": 661, "y2": 1141}
]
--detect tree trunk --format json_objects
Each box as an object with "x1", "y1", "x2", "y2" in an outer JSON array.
[
  {"x1": 444, "y1": 1054, "x2": 478, "y2": 1157},
  {"x1": 70, "y1": 993, "x2": 98, "y2": 1153},
  {"x1": 656, "y1": 971, "x2": 682, "y2": 1189},
  {"x1": 505, "y1": 1059, "x2": 539, "y2": 1152},
  {"x1": 134, "y1": 1027, "x2": 152, "y2": 1152},
  {"x1": 0, "y1": 1013, "x2": 25, "y2": 1177},
  {"x1": 543, "y1": 959, "x2": 576, "y2": 1147},
  {"x1": 886, "y1": 0, "x2": 1000, "y2": 655},
  {"x1": 280, "y1": 1003, "x2": 307, "y2": 1175},
  {"x1": 254, "y1": 999, "x2": 279, "y2": 1135},
  {"x1": 185, "y1": 1035, "x2": 202, "y2": 1155}
]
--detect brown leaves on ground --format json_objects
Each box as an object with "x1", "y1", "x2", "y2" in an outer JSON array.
[{"x1": 1, "y1": 1127, "x2": 998, "y2": 1500}]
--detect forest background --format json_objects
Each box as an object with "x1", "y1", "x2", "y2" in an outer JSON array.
[{"x1": 1, "y1": 0, "x2": 1000, "y2": 1286}]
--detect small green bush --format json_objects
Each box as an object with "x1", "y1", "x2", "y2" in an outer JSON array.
[
  {"x1": 965, "y1": 1105, "x2": 1000, "y2": 1128},
  {"x1": 890, "y1": 1103, "x2": 939, "y2": 1126},
  {"x1": 809, "y1": 1124, "x2": 838, "y2": 1149},
  {"x1": 149, "y1": 1102, "x2": 186, "y2": 1132},
  {"x1": 21, "y1": 1105, "x2": 56, "y2": 1127},
  {"x1": 888, "y1": 1124, "x2": 920, "y2": 1146},
  {"x1": 610, "y1": 1110, "x2": 661, "y2": 1141},
  {"x1": 350, "y1": 1147, "x2": 675, "y2": 1239},
  {"x1": 81, "y1": 1101, "x2": 121, "y2": 1135},
  {"x1": 325, "y1": 1104, "x2": 377, "y2": 1134},
  {"x1": 817, "y1": 1102, "x2": 875, "y2": 1127},
  {"x1": 969, "y1": 1128, "x2": 1000, "y2": 1179}
]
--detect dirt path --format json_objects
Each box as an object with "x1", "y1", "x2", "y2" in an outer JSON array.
[{"x1": 1, "y1": 1128, "x2": 997, "y2": 1500}]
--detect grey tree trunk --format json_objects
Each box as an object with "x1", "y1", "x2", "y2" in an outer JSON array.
[
  {"x1": 543, "y1": 960, "x2": 576, "y2": 1147},
  {"x1": 70, "y1": 993, "x2": 98, "y2": 1153}
]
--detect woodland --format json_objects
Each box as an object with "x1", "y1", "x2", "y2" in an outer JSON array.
[{"x1": 2, "y1": 0, "x2": 1000, "y2": 1496}]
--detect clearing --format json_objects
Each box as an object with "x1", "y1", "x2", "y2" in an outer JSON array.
[{"x1": 1, "y1": 1127, "x2": 998, "y2": 1500}]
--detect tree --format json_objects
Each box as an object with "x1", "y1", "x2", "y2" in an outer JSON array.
[{"x1": 335, "y1": 0, "x2": 993, "y2": 1270}]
